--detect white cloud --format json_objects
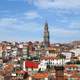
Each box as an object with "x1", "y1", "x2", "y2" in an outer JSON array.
[
  {"x1": 50, "y1": 27, "x2": 80, "y2": 43},
  {"x1": 24, "y1": 11, "x2": 42, "y2": 19},
  {"x1": 14, "y1": 22, "x2": 42, "y2": 32},
  {"x1": 0, "y1": 17, "x2": 42, "y2": 33},
  {"x1": 0, "y1": 17, "x2": 43, "y2": 41},
  {"x1": 50, "y1": 27, "x2": 79, "y2": 36},
  {"x1": 69, "y1": 21, "x2": 80, "y2": 29},
  {"x1": 0, "y1": 18, "x2": 17, "y2": 27},
  {"x1": 26, "y1": 0, "x2": 33, "y2": 5},
  {"x1": 27, "y1": 0, "x2": 80, "y2": 9}
]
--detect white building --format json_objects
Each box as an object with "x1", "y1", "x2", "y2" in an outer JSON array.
[{"x1": 70, "y1": 48, "x2": 80, "y2": 56}]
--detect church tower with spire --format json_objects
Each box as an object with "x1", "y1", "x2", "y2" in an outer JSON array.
[{"x1": 43, "y1": 22, "x2": 50, "y2": 48}]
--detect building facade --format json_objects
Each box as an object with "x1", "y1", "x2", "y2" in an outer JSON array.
[{"x1": 44, "y1": 22, "x2": 50, "y2": 48}]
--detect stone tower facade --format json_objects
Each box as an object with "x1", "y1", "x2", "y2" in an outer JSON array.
[{"x1": 44, "y1": 22, "x2": 50, "y2": 48}]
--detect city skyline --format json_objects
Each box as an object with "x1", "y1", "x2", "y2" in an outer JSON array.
[{"x1": 0, "y1": 0, "x2": 80, "y2": 43}]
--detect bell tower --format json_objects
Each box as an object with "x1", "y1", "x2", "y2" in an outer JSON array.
[{"x1": 44, "y1": 22, "x2": 50, "y2": 48}]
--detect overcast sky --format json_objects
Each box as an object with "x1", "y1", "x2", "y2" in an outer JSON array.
[{"x1": 0, "y1": 0, "x2": 80, "y2": 43}]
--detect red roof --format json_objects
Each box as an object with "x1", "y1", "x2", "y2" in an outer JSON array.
[
  {"x1": 16, "y1": 70, "x2": 28, "y2": 74},
  {"x1": 32, "y1": 73, "x2": 48, "y2": 79},
  {"x1": 25, "y1": 60, "x2": 38, "y2": 68}
]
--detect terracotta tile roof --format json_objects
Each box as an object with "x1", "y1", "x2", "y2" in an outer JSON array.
[
  {"x1": 4, "y1": 64, "x2": 13, "y2": 71},
  {"x1": 25, "y1": 60, "x2": 38, "y2": 68},
  {"x1": 41, "y1": 56, "x2": 56, "y2": 60},
  {"x1": 70, "y1": 73, "x2": 80, "y2": 78},
  {"x1": 16, "y1": 70, "x2": 28, "y2": 74},
  {"x1": 32, "y1": 73, "x2": 48, "y2": 79},
  {"x1": 64, "y1": 75, "x2": 68, "y2": 80},
  {"x1": 65, "y1": 64, "x2": 78, "y2": 68}
]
